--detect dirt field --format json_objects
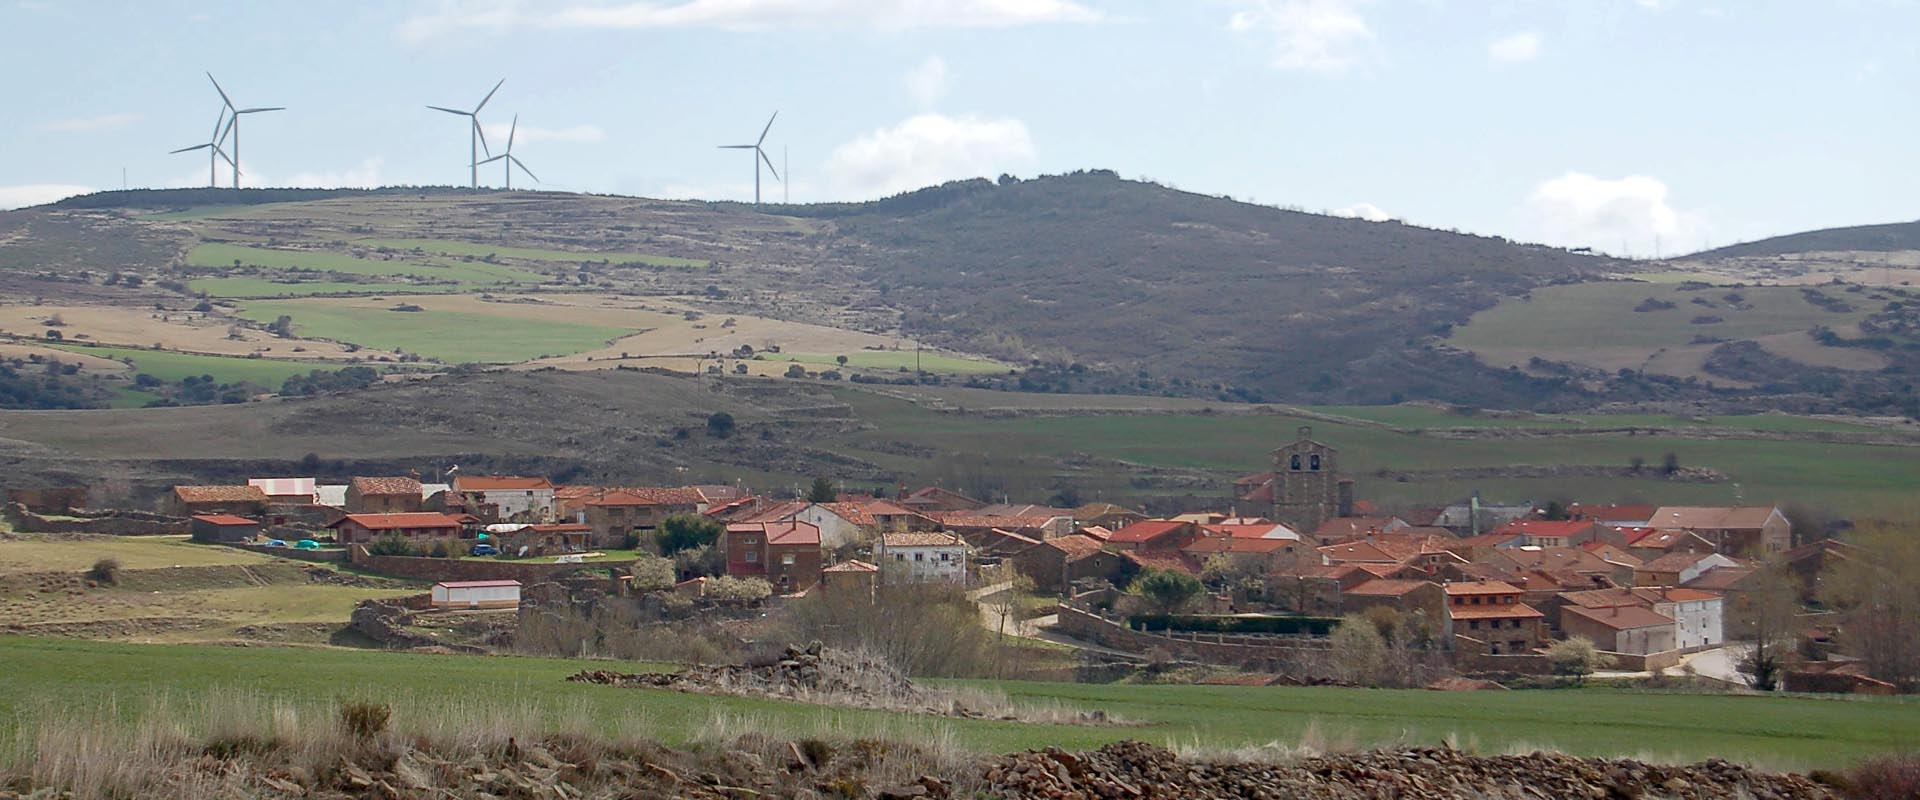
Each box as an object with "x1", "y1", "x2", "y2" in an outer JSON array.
[
  {"x1": 0, "y1": 302, "x2": 391, "y2": 360},
  {"x1": 1658, "y1": 249, "x2": 1920, "y2": 287},
  {"x1": 0, "y1": 342, "x2": 130, "y2": 374}
]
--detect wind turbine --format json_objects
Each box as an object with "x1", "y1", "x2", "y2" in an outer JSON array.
[
  {"x1": 206, "y1": 73, "x2": 284, "y2": 189},
  {"x1": 170, "y1": 107, "x2": 235, "y2": 188},
  {"x1": 475, "y1": 115, "x2": 538, "y2": 190},
  {"x1": 428, "y1": 79, "x2": 504, "y2": 188},
  {"x1": 718, "y1": 111, "x2": 779, "y2": 204}
]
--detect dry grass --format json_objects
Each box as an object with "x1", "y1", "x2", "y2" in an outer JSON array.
[{"x1": 0, "y1": 303, "x2": 385, "y2": 360}]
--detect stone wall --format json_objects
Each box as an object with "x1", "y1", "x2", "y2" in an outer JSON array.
[
  {"x1": 1054, "y1": 604, "x2": 1329, "y2": 668},
  {"x1": 2, "y1": 503, "x2": 188, "y2": 535},
  {"x1": 349, "y1": 546, "x2": 606, "y2": 583},
  {"x1": 221, "y1": 542, "x2": 348, "y2": 563}
]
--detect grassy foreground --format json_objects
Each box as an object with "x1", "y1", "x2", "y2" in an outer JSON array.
[{"x1": 0, "y1": 638, "x2": 1911, "y2": 771}]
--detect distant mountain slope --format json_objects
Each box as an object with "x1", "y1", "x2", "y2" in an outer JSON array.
[
  {"x1": 1693, "y1": 219, "x2": 1920, "y2": 259},
  {"x1": 817, "y1": 172, "x2": 1618, "y2": 404}
]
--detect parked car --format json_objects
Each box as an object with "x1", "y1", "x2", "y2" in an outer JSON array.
[
  {"x1": 471, "y1": 543, "x2": 498, "y2": 556},
  {"x1": 294, "y1": 540, "x2": 320, "y2": 550},
  {"x1": 266, "y1": 539, "x2": 288, "y2": 547}
]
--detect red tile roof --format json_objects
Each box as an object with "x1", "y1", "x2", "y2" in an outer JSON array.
[
  {"x1": 586, "y1": 487, "x2": 708, "y2": 507},
  {"x1": 1203, "y1": 523, "x2": 1299, "y2": 541},
  {"x1": 529, "y1": 523, "x2": 591, "y2": 533},
  {"x1": 173, "y1": 485, "x2": 268, "y2": 504},
  {"x1": 1502, "y1": 547, "x2": 1615, "y2": 574},
  {"x1": 1448, "y1": 603, "x2": 1545, "y2": 620},
  {"x1": 1312, "y1": 516, "x2": 1407, "y2": 539},
  {"x1": 882, "y1": 531, "x2": 966, "y2": 548},
  {"x1": 455, "y1": 475, "x2": 553, "y2": 491},
  {"x1": 331, "y1": 512, "x2": 467, "y2": 530},
  {"x1": 1681, "y1": 566, "x2": 1756, "y2": 591},
  {"x1": 1120, "y1": 550, "x2": 1197, "y2": 575},
  {"x1": 1344, "y1": 578, "x2": 1433, "y2": 597},
  {"x1": 1649, "y1": 506, "x2": 1782, "y2": 530},
  {"x1": 1444, "y1": 580, "x2": 1523, "y2": 596},
  {"x1": 1317, "y1": 541, "x2": 1405, "y2": 564},
  {"x1": 1108, "y1": 520, "x2": 1189, "y2": 544},
  {"x1": 1046, "y1": 535, "x2": 1108, "y2": 560},
  {"x1": 1492, "y1": 519, "x2": 1597, "y2": 538},
  {"x1": 1076, "y1": 525, "x2": 1113, "y2": 541},
  {"x1": 1563, "y1": 604, "x2": 1672, "y2": 630},
  {"x1": 823, "y1": 559, "x2": 879, "y2": 573},
  {"x1": 1638, "y1": 552, "x2": 1714, "y2": 573},
  {"x1": 351, "y1": 476, "x2": 423, "y2": 496},
  {"x1": 437, "y1": 580, "x2": 521, "y2": 589},
  {"x1": 191, "y1": 514, "x2": 258, "y2": 526},
  {"x1": 1184, "y1": 536, "x2": 1296, "y2": 555},
  {"x1": 1567, "y1": 503, "x2": 1658, "y2": 523}
]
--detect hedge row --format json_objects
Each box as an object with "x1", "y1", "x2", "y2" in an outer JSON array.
[{"x1": 1128, "y1": 614, "x2": 1341, "y2": 636}]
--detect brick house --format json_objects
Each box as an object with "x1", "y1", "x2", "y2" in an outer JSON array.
[
  {"x1": 1015, "y1": 534, "x2": 1132, "y2": 593},
  {"x1": 1104, "y1": 520, "x2": 1202, "y2": 553},
  {"x1": 1444, "y1": 581, "x2": 1545, "y2": 655},
  {"x1": 167, "y1": 485, "x2": 269, "y2": 518},
  {"x1": 1561, "y1": 604, "x2": 1676, "y2": 655},
  {"x1": 1647, "y1": 506, "x2": 1792, "y2": 557},
  {"x1": 189, "y1": 514, "x2": 262, "y2": 543},
  {"x1": 722, "y1": 521, "x2": 822, "y2": 593},
  {"x1": 329, "y1": 512, "x2": 473, "y2": 548},
  {"x1": 1341, "y1": 578, "x2": 1444, "y2": 619},
  {"x1": 494, "y1": 523, "x2": 592, "y2": 556},
  {"x1": 581, "y1": 487, "x2": 708, "y2": 548},
  {"x1": 898, "y1": 486, "x2": 985, "y2": 515},
  {"x1": 346, "y1": 477, "x2": 424, "y2": 514}
]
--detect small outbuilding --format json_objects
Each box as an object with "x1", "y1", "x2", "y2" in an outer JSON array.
[
  {"x1": 190, "y1": 513, "x2": 263, "y2": 543},
  {"x1": 430, "y1": 579, "x2": 521, "y2": 610}
]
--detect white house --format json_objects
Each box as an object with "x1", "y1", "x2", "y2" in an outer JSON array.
[
  {"x1": 453, "y1": 476, "x2": 556, "y2": 520},
  {"x1": 744, "y1": 501, "x2": 869, "y2": 550},
  {"x1": 431, "y1": 580, "x2": 521, "y2": 609},
  {"x1": 1653, "y1": 588, "x2": 1725, "y2": 650},
  {"x1": 876, "y1": 531, "x2": 969, "y2": 584}
]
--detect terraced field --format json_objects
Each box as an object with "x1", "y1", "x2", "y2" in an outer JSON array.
[
  {"x1": 360, "y1": 238, "x2": 708, "y2": 267},
  {"x1": 234, "y1": 298, "x2": 635, "y2": 363}
]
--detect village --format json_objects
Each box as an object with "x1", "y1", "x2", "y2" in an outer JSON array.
[{"x1": 15, "y1": 423, "x2": 1859, "y2": 693}]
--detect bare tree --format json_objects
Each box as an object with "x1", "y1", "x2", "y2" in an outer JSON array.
[
  {"x1": 1733, "y1": 559, "x2": 1802, "y2": 691},
  {"x1": 1822, "y1": 523, "x2": 1920, "y2": 691}
]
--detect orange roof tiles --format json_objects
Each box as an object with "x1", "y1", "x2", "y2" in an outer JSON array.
[
  {"x1": 191, "y1": 514, "x2": 258, "y2": 526},
  {"x1": 350, "y1": 477, "x2": 422, "y2": 496},
  {"x1": 882, "y1": 531, "x2": 966, "y2": 548},
  {"x1": 455, "y1": 476, "x2": 553, "y2": 491},
  {"x1": 331, "y1": 512, "x2": 466, "y2": 530},
  {"x1": 1444, "y1": 580, "x2": 1523, "y2": 595},
  {"x1": 1108, "y1": 520, "x2": 1190, "y2": 544},
  {"x1": 1344, "y1": 578, "x2": 1433, "y2": 597},
  {"x1": 586, "y1": 487, "x2": 709, "y2": 507},
  {"x1": 1563, "y1": 604, "x2": 1673, "y2": 630},
  {"x1": 173, "y1": 485, "x2": 268, "y2": 504},
  {"x1": 1448, "y1": 604, "x2": 1545, "y2": 620}
]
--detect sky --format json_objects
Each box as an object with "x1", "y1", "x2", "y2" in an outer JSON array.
[{"x1": 2, "y1": 0, "x2": 1916, "y2": 257}]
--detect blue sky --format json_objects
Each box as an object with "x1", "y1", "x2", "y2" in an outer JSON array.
[{"x1": 3, "y1": 0, "x2": 1915, "y2": 256}]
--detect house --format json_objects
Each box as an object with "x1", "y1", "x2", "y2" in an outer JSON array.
[
  {"x1": 1444, "y1": 581, "x2": 1545, "y2": 655},
  {"x1": 1341, "y1": 578, "x2": 1444, "y2": 618},
  {"x1": 1624, "y1": 527, "x2": 1718, "y2": 561},
  {"x1": 313, "y1": 485, "x2": 348, "y2": 509},
  {"x1": 346, "y1": 476, "x2": 424, "y2": 514},
  {"x1": 330, "y1": 512, "x2": 472, "y2": 548},
  {"x1": 1444, "y1": 531, "x2": 1529, "y2": 561},
  {"x1": 581, "y1": 487, "x2": 708, "y2": 548},
  {"x1": 1015, "y1": 534, "x2": 1132, "y2": 593},
  {"x1": 1647, "y1": 506, "x2": 1792, "y2": 557},
  {"x1": 722, "y1": 520, "x2": 823, "y2": 593},
  {"x1": 190, "y1": 514, "x2": 262, "y2": 543},
  {"x1": 821, "y1": 560, "x2": 880, "y2": 599},
  {"x1": 959, "y1": 527, "x2": 1044, "y2": 558},
  {"x1": 1183, "y1": 534, "x2": 1302, "y2": 576},
  {"x1": 876, "y1": 531, "x2": 969, "y2": 584},
  {"x1": 1566, "y1": 504, "x2": 1658, "y2": 527},
  {"x1": 936, "y1": 514, "x2": 1052, "y2": 542},
  {"x1": 453, "y1": 475, "x2": 555, "y2": 522},
  {"x1": 1105, "y1": 520, "x2": 1202, "y2": 553},
  {"x1": 1561, "y1": 604, "x2": 1676, "y2": 655},
  {"x1": 494, "y1": 523, "x2": 592, "y2": 557},
  {"x1": 1560, "y1": 586, "x2": 1724, "y2": 651},
  {"x1": 898, "y1": 486, "x2": 985, "y2": 514},
  {"x1": 1492, "y1": 519, "x2": 1603, "y2": 549},
  {"x1": 1310, "y1": 516, "x2": 1408, "y2": 546},
  {"x1": 1635, "y1": 552, "x2": 1739, "y2": 587},
  {"x1": 247, "y1": 477, "x2": 317, "y2": 505},
  {"x1": 974, "y1": 504, "x2": 1077, "y2": 537},
  {"x1": 167, "y1": 485, "x2": 269, "y2": 518},
  {"x1": 741, "y1": 501, "x2": 876, "y2": 550},
  {"x1": 1074, "y1": 502, "x2": 1147, "y2": 530},
  {"x1": 1432, "y1": 503, "x2": 1538, "y2": 536},
  {"x1": 431, "y1": 580, "x2": 520, "y2": 610},
  {"x1": 1317, "y1": 540, "x2": 1407, "y2": 565}
]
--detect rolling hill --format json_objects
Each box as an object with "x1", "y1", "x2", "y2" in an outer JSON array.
[{"x1": 1691, "y1": 218, "x2": 1920, "y2": 259}]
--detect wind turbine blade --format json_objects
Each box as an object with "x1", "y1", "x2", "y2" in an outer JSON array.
[
  {"x1": 170, "y1": 143, "x2": 211, "y2": 154},
  {"x1": 506, "y1": 114, "x2": 518, "y2": 153},
  {"x1": 473, "y1": 118, "x2": 492, "y2": 157},
  {"x1": 214, "y1": 146, "x2": 235, "y2": 167},
  {"x1": 427, "y1": 105, "x2": 471, "y2": 116},
  {"x1": 237, "y1": 107, "x2": 285, "y2": 114},
  {"x1": 475, "y1": 155, "x2": 507, "y2": 166},
  {"x1": 759, "y1": 148, "x2": 780, "y2": 181},
  {"x1": 210, "y1": 107, "x2": 229, "y2": 143},
  {"x1": 511, "y1": 156, "x2": 538, "y2": 183},
  {"x1": 718, "y1": 144, "x2": 755, "y2": 149},
  {"x1": 217, "y1": 114, "x2": 236, "y2": 146},
  {"x1": 474, "y1": 78, "x2": 504, "y2": 113},
  {"x1": 757, "y1": 111, "x2": 778, "y2": 146},
  {"x1": 206, "y1": 72, "x2": 235, "y2": 110}
]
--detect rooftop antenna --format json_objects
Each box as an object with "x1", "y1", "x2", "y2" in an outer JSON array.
[
  {"x1": 170, "y1": 106, "x2": 235, "y2": 188},
  {"x1": 428, "y1": 78, "x2": 504, "y2": 188},
  {"x1": 207, "y1": 73, "x2": 284, "y2": 189},
  {"x1": 718, "y1": 111, "x2": 779, "y2": 204},
  {"x1": 475, "y1": 114, "x2": 538, "y2": 189}
]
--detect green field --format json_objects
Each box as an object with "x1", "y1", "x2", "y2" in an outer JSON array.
[
  {"x1": 767, "y1": 351, "x2": 1007, "y2": 375},
  {"x1": 47, "y1": 344, "x2": 360, "y2": 387},
  {"x1": 1450, "y1": 282, "x2": 1874, "y2": 352},
  {"x1": 1315, "y1": 405, "x2": 1880, "y2": 433},
  {"x1": 828, "y1": 390, "x2": 1920, "y2": 514},
  {"x1": 236, "y1": 300, "x2": 635, "y2": 363},
  {"x1": 187, "y1": 276, "x2": 468, "y2": 298},
  {"x1": 360, "y1": 238, "x2": 709, "y2": 268},
  {"x1": 0, "y1": 639, "x2": 1910, "y2": 771},
  {"x1": 187, "y1": 243, "x2": 546, "y2": 287}
]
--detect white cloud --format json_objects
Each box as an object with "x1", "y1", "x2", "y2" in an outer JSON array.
[
  {"x1": 284, "y1": 157, "x2": 389, "y2": 189},
  {"x1": 904, "y1": 55, "x2": 950, "y2": 109},
  {"x1": 400, "y1": 0, "x2": 1101, "y2": 42},
  {"x1": 1227, "y1": 0, "x2": 1372, "y2": 74},
  {"x1": 823, "y1": 113, "x2": 1034, "y2": 199},
  {"x1": 1522, "y1": 171, "x2": 1707, "y2": 256},
  {"x1": 1487, "y1": 31, "x2": 1540, "y2": 63},
  {"x1": 480, "y1": 122, "x2": 606, "y2": 144},
  {"x1": 1331, "y1": 202, "x2": 1390, "y2": 222},
  {"x1": 0, "y1": 184, "x2": 93, "y2": 209},
  {"x1": 37, "y1": 113, "x2": 140, "y2": 133}
]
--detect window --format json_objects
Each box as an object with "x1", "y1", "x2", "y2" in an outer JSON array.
[
  {"x1": 939, "y1": 553, "x2": 950, "y2": 562},
  {"x1": 1309, "y1": 454, "x2": 1321, "y2": 471},
  {"x1": 914, "y1": 552, "x2": 924, "y2": 562},
  {"x1": 1290, "y1": 454, "x2": 1302, "y2": 471},
  {"x1": 780, "y1": 553, "x2": 796, "y2": 565},
  {"x1": 895, "y1": 553, "x2": 905, "y2": 561},
  {"x1": 744, "y1": 551, "x2": 759, "y2": 563},
  {"x1": 1504, "y1": 596, "x2": 1514, "y2": 604},
  {"x1": 1471, "y1": 596, "x2": 1482, "y2": 605},
  {"x1": 1489, "y1": 642, "x2": 1501, "y2": 654},
  {"x1": 1509, "y1": 640, "x2": 1526, "y2": 652},
  {"x1": 1469, "y1": 620, "x2": 1480, "y2": 630}
]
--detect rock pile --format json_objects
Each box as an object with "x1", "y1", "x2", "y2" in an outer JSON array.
[
  {"x1": 981, "y1": 741, "x2": 1836, "y2": 800},
  {"x1": 571, "y1": 641, "x2": 940, "y2": 703}
]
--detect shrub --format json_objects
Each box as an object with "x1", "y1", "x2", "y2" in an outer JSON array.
[
  {"x1": 656, "y1": 514, "x2": 722, "y2": 555},
  {"x1": 365, "y1": 535, "x2": 413, "y2": 557},
  {"x1": 1844, "y1": 752, "x2": 1920, "y2": 799},
  {"x1": 1546, "y1": 637, "x2": 1615, "y2": 684},
  {"x1": 706, "y1": 411, "x2": 736, "y2": 439},
  {"x1": 338, "y1": 700, "x2": 390, "y2": 739},
  {"x1": 705, "y1": 575, "x2": 773, "y2": 603},
  {"x1": 628, "y1": 554, "x2": 676, "y2": 592},
  {"x1": 86, "y1": 558, "x2": 119, "y2": 586},
  {"x1": 1127, "y1": 614, "x2": 1339, "y2": 636},
  {"x1": 1128, "y1": 568, "x2": 1204, "y2": 615}
]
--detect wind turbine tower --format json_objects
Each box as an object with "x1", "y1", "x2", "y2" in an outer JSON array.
[
  {"x1": 719, "y1": 111, "x2": 780, "y2": 204},
  {"x1": 429, "y1": 79, "x2": 504, "y2": 188},
  {"x1": 475, "y1": 115, "x2": 539, "y2": 190},
  {"x1": 206, "y1": 73, "x2": 284, "y2": 188},
  {"x1": 170, "y1": 107, "x2": 234, "y2": 189}
]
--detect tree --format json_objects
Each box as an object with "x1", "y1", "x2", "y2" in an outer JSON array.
[
  {"x1": 1199, "y1": 552, "x2": 1264, "y2": 593},
  {"x1": 655, "y1": 514, "x2": 722, "y2": 555},
  {"x1": 1629, "y1": 456, "x2": 1646, "y2": 474},
  {"x1": 1129, "y1": 568, "x2": 1204, "y2": 615},
  {"x1": 1546, "y1": 637, "x2": 1614, "y2": 685},
  {"x1": 806, "y1": 477, "x2": 837, "y2": 503},
  {"x1": 1539, "y1": 499, "x2": 1571, "y2": 521},
  {"x1": 706, "y1": 575, "x2": 773, "y2": 603},
  {"x1": 835, "y1": 355, "x2": 849, "y2": 366},
  {"x1": 784, "y1": 364, "x2": 807, "y2": 378},
  {"x1": 628, "y1": 555, "x2": 676, "y2": 592},
  {"x1": 705, "y1": 411, "x2": 736, "y2": 439},
  {"x1": 1329, "y1": 613, "x2": 1388, "y2": 684},
  {"x1": 1661, "y1": 452, "x2": 1681, "y2": 476},
  {"x1": 1734, "y1": 559, "x2": 1803, "y2": 691},
  {"x1": 1821, "y1": 523, "x2": 1920, "y2": 691}
]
